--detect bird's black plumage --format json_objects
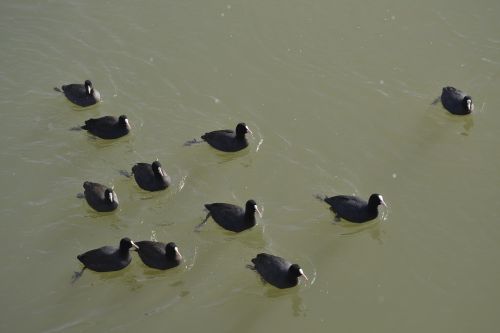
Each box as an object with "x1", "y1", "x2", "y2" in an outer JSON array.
[
  {"x1": 76, "y1": 237, "x2": 138, "y2": 273},
  {"x1": 440, "y1": 86, "x2": 473, "y2": 115},
  {"x1": 201, "y1": 122, "x2": 251, "y2": 152},
  {"x1": 83, "y1": 181, "x2": 118, "y2": 212},
  {"x1": 55, "y1": 80, "x2": 101, "y2": 107},
  {"x1": 200, "y1": 199, "x2": 260, "y2": 232},
  {"x1": 81, "y1": 115, "x2": 130, "y2": 139},
  {"x1": 323, "y1": 193, "x2": 386, "y2": 223},
  {"x1": 135, "y1": 241, "x2": 182, "y2": 270},
  {"x1": 250, "y1": 253, "x2": 307, "y2": 289},
  {"x1": 132, "y1": 161, "x2": 171, "y2": 191}
]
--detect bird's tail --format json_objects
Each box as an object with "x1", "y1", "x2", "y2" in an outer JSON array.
[
  {"x1": 313, "y1": 194, "x2": 327, "y2": 202},
  {"x1": 194, "y1": 212, "x2": 211, "y2": 232},
  {"x1": 183, "y1": 138, "x2": 204, "y2": 147},
  {"x1": 119, "y1": 169, "x2": 133, "y2": 178},
  {"x1": 71, "y1": 268, "x2": 85, "y2": 284}
]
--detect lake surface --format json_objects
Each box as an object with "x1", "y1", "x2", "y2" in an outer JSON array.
[{"x1": 1, "y1": 0, "x2": 500, "y2": 332}]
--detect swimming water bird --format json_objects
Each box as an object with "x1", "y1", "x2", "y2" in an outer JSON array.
[
  {"x1": 54, "y1": 80, "x2": 101, "y2": 107},
  {"x1": 249, "y1": 253, "x2": 308, "y2": 289},
  {"x1": 200, "y1": 122, "x2": 252, "y2": 152},
  {"x1": 131, "y1": 161, "x2": 171, "y2": 191},
  {"x1": 134, "y1": 241, "x2": 182, "y2": 270},
  {"x1": 438, "y1": 86, "x2": 474, "y2": 115},
  {"x1": 72, "y1": 237, "x2": 138, "y2": 282},
  {"x1": 321, "y1": 193, "x2": 386, "y2": 223},
  {"x1": 83, "y1": 181, "x2": 119, "y2": 212},
  {"x1": 197, "y1": 199, "x2": 261, "y2": 232},
  {"x1": 81, "y1": 115, "x2": 130, "y2": 139}
]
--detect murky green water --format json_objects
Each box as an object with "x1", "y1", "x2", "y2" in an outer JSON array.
[{"x1": 1, "y1": 1, "x2": 500, "y2": 332}]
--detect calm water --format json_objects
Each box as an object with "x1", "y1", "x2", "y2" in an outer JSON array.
[{"x1": 1, "y1": 0, "x2": 500, "y2": 332}]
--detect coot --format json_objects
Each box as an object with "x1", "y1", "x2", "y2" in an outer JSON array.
[
  {"x1": 83, "y1": 181, "x2": 119, "y2": 212},
  {"x1": 323, "y1": 193, "x2": 386, "y2": 223},
  {"x1": 197, "y1": 199, "x2": 261, "y2": 232},
  {"x1": 249, "y1": 253, "x2": 307, "y2": 289},
  {"x1": 132, "y1": 161, "x2": 171, "y2": 191},
  {"x1": 135, "y1": 241, "x2": 182, "y2": 270},
  {"x1": 72, "y1": 237, "x2": 138, "y2": 282},
  {"x1": 201, "y1": 122, "x2": 252, "y2": 152},
  {"x1": 55, "y1": 80, "x2": 100, "y2": 107},
  {"x1": 81, "y1": 115, "x2": 130, "y2": 139},
  {"x1": 440, "y1": 86, "x2": 473, "y2": 115}
]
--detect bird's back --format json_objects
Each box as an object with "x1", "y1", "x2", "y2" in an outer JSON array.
[
  {"x1": 62, "y1": 84, "x2": 98, "y2": 107},
  {"x1": 202, "y1": 130, "x2": 246, "y2": 152},
  {"x1": 78, "y1": 246, "x2": 129, "y2": 272},
  {"x1": 252, "y1": 253, "x2": 293, "y2": 288},
  {"x1": 83, "y1": 182, "x2": 105, "y2": 203},
  {"x1": 83, "y1": 116, "x2": 115, "y2": 130},
  {"x1": 83, "y1": 182, "x2": 117, "y2": 212},
  {"x1": 201, "y1": 129, "x2": 233, "y2": 141},
  {"x1": 205, "y1": 203, "x2": 250, "y2": 231},
  {"x1": 135, "y1": 241, "x2": 179, "y2": 269},
  {"x1": 441, "y1": 87, "x2": 469, "y2": 115},
  {"x1": 325, "y1": 195, "x2": 374, "y2": 222},
  {"x1": 82, "y1": 116, "x2": 129, "y2": 139},
  {"x1": 133, "y1": 164, "x2": 169, "y2": 191}
]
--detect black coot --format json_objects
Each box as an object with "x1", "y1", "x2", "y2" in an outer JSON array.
[
  {"x1": 132, "y1": 161, "x2": 171, "y2": 191},
  {"x1": 72, "y1": 237, "x2": 138, "y2": 282},
  {"x1": 55, "y1": 80, "x2": 101, "y2": 107},
  {"x1": 201, "y1": 122, "x2": 252, "y2": 152},
  {"x1": 249, "y1": 253, "x2": 308, "y2": 289},
  {"x1": 440, "y1": 86, "x2": 473, "y2": 115},
  {"x1": 323, "y1": 193, "x2": 386, "y2": 223},
  {"x1": 197, "y1": 199, "x2": 261, "y2": 232},
  {"x1": 135, "y1": 241, "x2": 182, "y2": 270},
  {"x1": 81, "y1": 115, "x2": 130, "y2": 139},
  {"x1": 83, "y1": 181, "x2": 119, "y2": 212}
]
